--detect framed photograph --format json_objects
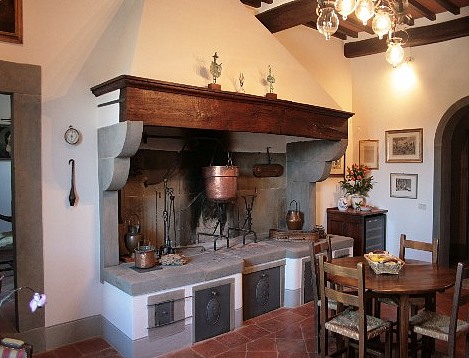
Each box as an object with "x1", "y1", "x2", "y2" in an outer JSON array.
[
  {"x1": 0, "y1": 0, "x2": 23, "y2": 44},
  {"x1": 385, "y1": 128, "x2": 423, "y2": 163},
  {"x1": 390, "y1": 173, "x2": 418, "y2": 199},
  {"x1": 359, "y1": 140, "x2": 379, "y2": 169},
  {"x1": 0, "y1": 124, "x2": 11, "y2": 159},
  {"x1": 330, "y1": 155, "x2": 345, "y2": 177}
]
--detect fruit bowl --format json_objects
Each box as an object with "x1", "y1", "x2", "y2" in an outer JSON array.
[{"x1": 364, "y1": 250, "x2": 405, "y2": 275}]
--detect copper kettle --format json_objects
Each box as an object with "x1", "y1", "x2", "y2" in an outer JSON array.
[{"x1": 286, "y1": 200, "x2": 304, "y2": 230}]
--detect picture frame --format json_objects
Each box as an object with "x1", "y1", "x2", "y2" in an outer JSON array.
[
  {"x1": 359, "y1": 140, "x2": 379, "y2": 169},
  {"x1": 330, "y1": 155, "x2": 345, "y2": 177},
  {"x1": 0, "y1": 0, "x2": 23, "y2": 44},
  {"x1": 385, "y1": 128, "x2": 423, "y2": 163},
  {"x1": 390, "y1": 173, "x2": 418, "y2": 199}
]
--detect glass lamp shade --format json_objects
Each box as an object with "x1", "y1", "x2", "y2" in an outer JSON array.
[
  {"x1": 317, "y1": 7, "x2": 339, "y2": 40},
  {"x1": 335, "y1": 0, "x2": 357, "y2": 20},
  {"x1": 386, "y1": 38, "x2": 405, "y2": 67},
  {"x1": 372, "y1": 7, "x2": 392, "y2": 39},
  {"x1": 355, "y1": 0, "x2": 375, "y2": 25}
]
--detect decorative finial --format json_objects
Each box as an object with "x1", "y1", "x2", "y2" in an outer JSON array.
[
  {"x1": 210, "y1": 52, "x2": 222, "y2": 84},
  {"x1": 267, "y1": 65, "x2": 275, "y2": 93},
  {"x1": 239, "y1": 72, "x2": 245, "y2": 93}
]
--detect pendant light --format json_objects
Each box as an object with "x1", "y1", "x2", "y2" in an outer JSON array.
[
  {"x1": 316, "y1": 2, "x2": 339, "y2": 40},
  {"x1": 386, "y1": 37, "x2": 405, "y2": 67},
  {"x1": 372, "y1": 6, "x2": 392, "y2": 39},
  {"x1": 335, "y1": 0, "x2": 357, "y2": 20},
  {"x1": 355, "y1": 0, "x2": 375, "y2": 25}
]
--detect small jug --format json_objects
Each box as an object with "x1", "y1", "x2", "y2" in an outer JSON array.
[
  {"x1": 286, "y1": 200, "x2": 304, "y2": 230},
  {"x1": 124, "y1": 214, "x2": 143, "y2": 254}
]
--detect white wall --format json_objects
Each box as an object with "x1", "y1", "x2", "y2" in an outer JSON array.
[
  {"x1": 0, "y1": 0, "x2": 349, "y2": 329},
  {"x1": 350, "y1": 31, "x2": 469, "y2": 259}
]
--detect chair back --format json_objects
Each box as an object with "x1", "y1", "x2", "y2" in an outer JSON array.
[
  {"x1": 399, "y1": 234, "x2": 439, "y2": 264},
  {"x1": 310, "y1": 239, "x2": 332, "y2": 301},
  {"x1": 449, "y1": 262, "x2": 469, "y2": 346},
  {"x1": 319, "y1": 258, "x2": 370, "y2": 356}
]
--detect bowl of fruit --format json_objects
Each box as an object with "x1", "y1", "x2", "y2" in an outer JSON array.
[{"x1": 364, "y1": 250, "x2": 405, "y2": 275}]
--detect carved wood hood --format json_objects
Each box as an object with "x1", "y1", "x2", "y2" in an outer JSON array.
[{"x1": 91, "y1": 75, "x2": 353, "y2": 140}]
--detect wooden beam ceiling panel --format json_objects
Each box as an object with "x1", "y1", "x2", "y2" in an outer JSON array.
[
  {"x1": 255, "y1": 0, "x2": 316, "y2": 33},
  {"x1": 408, "y1": 0, "x2": 437, "y2": 20},
  {"x1": 432, "y1": 0, "x2": 461, "y2": 14},
  {"x1": 344, "y1": 16, "x2": 469, "y2": 57}
]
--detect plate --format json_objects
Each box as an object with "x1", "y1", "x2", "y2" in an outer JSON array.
[{"x1": 360, "y1": 206, "x2": 372, "y2": 211}]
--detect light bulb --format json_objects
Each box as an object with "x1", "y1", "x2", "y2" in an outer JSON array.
[
  {"x1": 335, "y1": 0, "x2": 357, "y2": 20},
  {"x1": 317, "y1": 6, "x2": 339, "y2": 40},
  {"x1": 355, "y1": 0, "x2": 375, "y2": 25},
  {"x1": 386, "y1": 38, "x2": 405, "y2": 68},
  {"x1": 372, "y1": 7, "x2": 392, "y2": 39}
]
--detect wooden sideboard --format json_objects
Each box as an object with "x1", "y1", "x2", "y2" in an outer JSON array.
[{"x1": 326, "y1": 207, "x2": 388, "y2": 256}]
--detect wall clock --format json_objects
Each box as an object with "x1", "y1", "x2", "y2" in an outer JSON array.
[{"x1": 64, "y1": 125, "x2": 81, "y2": 145}]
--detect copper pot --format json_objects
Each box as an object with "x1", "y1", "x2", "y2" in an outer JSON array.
[
  {"x1": 286, "y1": 200, "x2": 303, "y2": 230},
  {"x1": 202, "y1": 165, "x2": 239, "y2": 202},
  {"x1": 134, "y1": 245, "x2": 156, "y2": 269}
]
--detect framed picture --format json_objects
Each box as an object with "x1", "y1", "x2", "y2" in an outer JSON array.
[
  {"x1": 0, "y1": 124, "x2": 11, "y2": 159},
  {"x1": 0, "y1": 0, "x2": 23, "y2": 44},
  {"x1": 359, "y1": 140, "x2": 379, "y2": 169},
  {"x1": 390, "y1": 173, "x2": 418, "y2": 199},
  {"x1": 330, "y1": 155, "x2": 345, "y2": 177},
  {"x1": 385, "y1": 128, "x2": 423, "y2": 163}
]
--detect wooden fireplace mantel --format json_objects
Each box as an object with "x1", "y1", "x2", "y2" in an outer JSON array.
[{"x1": 91, "y1": 75, "x2": 353, "y2": 140}]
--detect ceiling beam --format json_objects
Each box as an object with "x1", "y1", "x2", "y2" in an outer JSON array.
[
  {"x1": 255, "y1": 0, "x2": 316, "y2": 33},
  {"x1": 432, "y1": 0, "x2": 460, "y2": 15},
  {"x1": 408, "y1": 0, "x2": 436, "y2": 21},
  {"x1": 240, "y1": 0, "x2": 273, "y2": 7},
  {"x1": 305, "y1": 21, "x2": 358, "y2": 38},
  {"x1": 344, "y1": 16, "x2": 469, "y2": 58}
]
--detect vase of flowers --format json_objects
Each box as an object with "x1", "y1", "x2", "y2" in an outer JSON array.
[{"x1": 339, "y1": 164, "x2": 374, "y2": 210}]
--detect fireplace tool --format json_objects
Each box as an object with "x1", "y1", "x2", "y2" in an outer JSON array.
[
  {"x1": 228, "y1": 191, "x2": 257, "y2": 245},
  {"x1": 159, "y1": 179, "x2": 176, "y2": 256},
  {"x1": 199, "y1": 154, "x2": 239, "y2": 251}
]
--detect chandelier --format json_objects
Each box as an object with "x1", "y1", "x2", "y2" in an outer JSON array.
[{"x1": 316, "y1": 0, "x2": 410, "y2": 67}]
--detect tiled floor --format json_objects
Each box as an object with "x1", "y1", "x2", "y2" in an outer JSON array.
[{"x1": 32, "y1": 287, "x2": 467, "y2": 358}]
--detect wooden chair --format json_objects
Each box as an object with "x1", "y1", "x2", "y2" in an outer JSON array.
[
  {"x1": 409, "y1": 262, "x2": 469, "y2": 358},
  {"x1": 0, "y1": 337, "x2": 33, "y2": 357},
  {"x1": 310, "y1": 238, "x2": 333, "y2": 355},
  {"x1": 376, "y1": 234, "x2": 440, "y2": 352},
  {"x1": 319, "y1": 257, "x2": 392, "y2": 357}
]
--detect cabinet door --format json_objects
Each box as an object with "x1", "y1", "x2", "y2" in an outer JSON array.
[
  {"x1": 328, "y1": 215, "x2": 364, "y2": 255},
  {"x1": 365, "y1": 216, "x2": 385, "y2": 252}
]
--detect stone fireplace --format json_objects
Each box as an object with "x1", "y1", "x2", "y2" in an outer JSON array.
[{"x1": 92, "y1": 75, "x2": 352, "y2": 272}]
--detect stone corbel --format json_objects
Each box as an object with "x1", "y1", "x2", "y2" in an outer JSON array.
[
  {"x1": 98, "y1": 121, "x2": 143, "y2": 191},
  {"x1": 286, "y1": 139, "x2": 348, "y2": 229}
]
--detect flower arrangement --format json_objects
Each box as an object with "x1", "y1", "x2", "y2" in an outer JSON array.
[{"x1": 339, "y1": 164, "x2": 374, "y2": 196}]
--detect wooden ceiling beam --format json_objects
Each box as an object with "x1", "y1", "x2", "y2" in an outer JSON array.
[
  {"x1": 305, "y1": 21, "x2": 358, "y2": 38},
  {"x1": 240, "y1": 0, "x2": 273, "y2": 7},
  {"x1": 408, "y1": 0, "x2": 436, "y2": 21},
  {"x1": 255, "y1": 0, "x2": 316, "y2": 33},
  {"x1": 432, "y1": 0, "x2": 460, "y2": 14},
  {"x1": 344, "y1": 16, "x2": 469, "y2": 57}
]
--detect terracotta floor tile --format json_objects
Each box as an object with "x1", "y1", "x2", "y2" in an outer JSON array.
[
  {"x1": 275, "y1": 338, "x2": 307, "y2": 353},
  {"x1": 246, "y1": 337, "x2": 276, "y2": 352},
  {"x1": 256, "y1": 317, "x2": 290, "y2": 333},
  {"x1": 275, "y1": 324, "x2": 305, "y2": 339},
  {"x1": 245, "y1": 351, "x2": 276, "y2": 358},
  {"x1": 215, "y1": 331, "x2": 251, "y2": 349},
  {"x1": 236, "y1": 324, "x2": 270, "y2": 340},
  {"x1": 160, "y1": 348, "x2": 204, "y2": 358},
  {"x1": 191, "y1": 339, "x2": 229, "y2": 358}
]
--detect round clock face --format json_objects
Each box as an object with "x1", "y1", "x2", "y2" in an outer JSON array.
[{"x1": 64, "y1": 126, "x2": 80, "y2": 145}]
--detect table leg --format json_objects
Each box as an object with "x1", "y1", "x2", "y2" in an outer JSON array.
[{"x1": 398, "y1": 295, "x2": 410, "y2": 358}]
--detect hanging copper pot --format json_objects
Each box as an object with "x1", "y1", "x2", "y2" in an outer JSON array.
[{"x1": 202, "y1": 165, "x2": 239, "y2": 203}]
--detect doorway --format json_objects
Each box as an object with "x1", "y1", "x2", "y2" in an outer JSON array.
[
  {"x1": 0, "y1": 60, "x2": 44, "y2": 337},
  {"x1": 434, "y1": 96, "x2": 469, "y2": 267}
]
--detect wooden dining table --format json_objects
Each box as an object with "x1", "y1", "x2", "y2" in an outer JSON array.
[{"x1": 330, "y1": 256, "x2": 456, "y2": 358}]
